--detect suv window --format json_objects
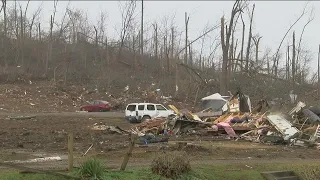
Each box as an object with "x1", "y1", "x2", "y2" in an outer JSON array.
[
  {"x1": 127, "y1": 105, "x2": 136, "y2": 111},
  {"x1": 138, "y1": 105, "x2": 144, "y2": 110},
  {"x1": 147, "y1": 105, "x2": 155, "y2": 111},
  {"x1": 156, "y1": 105, "x2": 166, "y2": 111}
]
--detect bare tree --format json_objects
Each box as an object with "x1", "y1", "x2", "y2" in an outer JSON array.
[
  {"x1": 152, "y1": 23, "x2": 158, "y2": 59},
  {"x1": 296, "y1": 9, "x2": 314, "y2": 67},
  {"x1": 245, "y1": 3, "x2": 255, "y2": 71},
  {"x1": 286, "y1": 45, "x2": 290, "y2": 80},
  {"x1": 240, "y1": 14, "x2": 245, "y2": 70},
  {"x1": 29, "y1": 4, "x2": 42, "y2": 39},
  {"x1": 140, "y1": 0, "x2": 143, "y2": 57},
  {"x1": 318, "y1": 45, "x2": 320, "y2": 97},
  {"x1": 57, "y1": 2, "x2": 71, "y2": 43},
  {"x1": 117, "y1": 0, "x2": 137, "y2": 61},
  {"x1": 46, "y1": 0, "x2": 58, "y2": 74},
  {"x1": 184, "y1": 12, "x2": 189, "y2": 65},
  {"x1": 220, "y1": 0, "x2": 246, "y2": 94},
  {"x1": 19, "y1": 3, "x2": 25, "y2": 68},
  {"x1": 292, "y1": 31, "x2": 295, "y2": 87},
  {"x1": 38, "y1": 22, "x2": 41, "y2": 41},
  {"x1": 97, "y1": 11, "x2": 107, "y2": 62},
  {"x1": 252, "y1": 34, "x2": 262, "y2": 62},
  {"x1": 2, "y1": 0, "x2": 8, "y2": 71},
  {"x1": 171, "y1": 27, "x2": 175, "y2": 60}
]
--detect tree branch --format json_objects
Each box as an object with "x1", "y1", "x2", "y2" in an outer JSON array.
[{"x1": 272, "y1": 3, "x2": 308, "y2": 72}]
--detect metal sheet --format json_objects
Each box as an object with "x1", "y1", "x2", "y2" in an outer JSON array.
[
  {"x1": 267, "y1": 114, "x2": 300, "y2": 141},
  {"x1": 288, "y1": 101, "x2": 306, "y2": 115}
]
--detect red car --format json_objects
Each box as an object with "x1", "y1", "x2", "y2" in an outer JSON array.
[{"x1": 80, "y1": 100, "x2": 112, "y2": 112}]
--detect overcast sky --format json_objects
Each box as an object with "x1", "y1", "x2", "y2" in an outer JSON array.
[{"x1": 10, "y1": 1, "x2": 320, "y2": 73}]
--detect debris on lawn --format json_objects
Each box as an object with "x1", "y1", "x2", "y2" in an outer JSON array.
[
  {"x1": 91, "y1": 122, "x2": 130, "y2": 134},
  {"x1": 83, "y1": 88, "x2": 320, "y2": 149},
  {"x1": 83, "y1": 144, "x2": 94, "y2": 156},
  {"x1": 8, "y1": 115, "x2": 36, "y2": 120},
  {"x1": 136, "y1": 134, "x2": 169, "y2": 145},
  {"x1": 4, "y1": 156, "x2": 62, "y2": 164},
  {"x1": 111, "y1": 89, "x2": 320, "y2": 149}
]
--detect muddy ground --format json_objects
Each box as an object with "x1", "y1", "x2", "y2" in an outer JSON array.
[{"x1": 1, "y1": 112, "x2": 320, "y2": 170}]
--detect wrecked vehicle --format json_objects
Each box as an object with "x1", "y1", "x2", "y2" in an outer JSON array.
[
  {"x1": 80, "y1": 100, "x2": 112, "y2": 112},
  {"x1": 125, "y1": 103, "x2": 175, "y2": 123}
]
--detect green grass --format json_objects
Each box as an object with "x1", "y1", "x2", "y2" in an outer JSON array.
[
  {"x1": 1, "y1": 161, "x2": 320, "y2": 180},
  {"x1": 0, "y1": 170, "x2": 68, "y2": 180}
]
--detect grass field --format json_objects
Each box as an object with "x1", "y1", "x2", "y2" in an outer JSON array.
[{"x1": 1, "y1": 161, "x2": 320, "y2": 180}]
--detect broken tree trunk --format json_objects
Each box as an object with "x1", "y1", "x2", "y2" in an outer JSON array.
[
  {"x1": 318, "y1": 44, "x2": 320, "y2": 98},
  {"x1": 220, "y1": 16, "x2": 228, "y2": 95},
  {"x1": 185, "y1": 12, "x2": 189, "y2": 65},
  {"x1": 171, "y1": 27, "x2": 174, "y2": 67},
  {"x1": 68, "y1": 132, "x2": 73, "y2": 171},
  {"x1": 245, "y1": 4, "x2": 255, "y2": 72},
  {"x1": 292, "y1": 31, "x2": 296, "y2": 88},
  {"x1": 153, "y1": 23, "x2": 158, "y2": 59},
  {"x1": 253, "y1": 36, "x2": 262, "y2": 63},
  {"x1": 240, "y1": 14, "x2": 245, "y2": 71}
]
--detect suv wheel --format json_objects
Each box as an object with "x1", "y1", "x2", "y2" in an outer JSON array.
[{"x1": 141, "y1": 115, "x2": 151, "y2": 122}]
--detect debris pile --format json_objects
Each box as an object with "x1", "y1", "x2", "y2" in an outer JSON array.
[
  {"x1": 91, "y1": 122, "x2": 130, "y2": 135},
  {"x1": 114, "y1": 90, "x2": 320, "y2": 149}
]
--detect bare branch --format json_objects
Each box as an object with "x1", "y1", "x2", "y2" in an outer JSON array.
[
  {"x1": 0, "y1": 1, "x2": 3, "y2": 14},
  {"x1": 296, "y1": 7, "x2": 314, "y2": 64},
  {"x1": 29, "y1": 3, "x2": 42, "y2": 38},
  {"x1": 272, "y1": 3, "x2": 308, "y2": 75},
  {"x1": 176, "y1": 23, "x2": 221, "y2": 57}
]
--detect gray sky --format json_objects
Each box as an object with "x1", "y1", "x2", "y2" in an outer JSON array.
[{"x1": 11, "y1": 1, "x2": 320, "y2": 73}]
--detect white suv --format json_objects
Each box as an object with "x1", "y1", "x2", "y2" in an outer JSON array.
[{"x1": 125, "y1": 103, "x2": 174, "y2": 122}]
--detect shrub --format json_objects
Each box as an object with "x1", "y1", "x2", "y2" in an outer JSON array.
[
  {"x1": 151, "y1": 151, "x2": 191, "y2": 178},
  {"x1": 78, "y1": 158, "x2": 105, "y2": 180},
  {"x1": 299, "y1": 165, "x2": 320, "y2": 180}
]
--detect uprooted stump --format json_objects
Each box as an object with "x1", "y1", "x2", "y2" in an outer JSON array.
[{"x1": 151, "y1": 151, "x2": 191, "y2": 178}]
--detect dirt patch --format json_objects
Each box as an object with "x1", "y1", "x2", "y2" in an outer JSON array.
[
  {"x1": 0, "y1": 115, "x2": 131, "y2": 154},
  {"x1": 159, "y1": 143, "x2": 212, "y2": 155},
  {"x1": 1, "y1": 113, "x2": 320, "y2": 171}
]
